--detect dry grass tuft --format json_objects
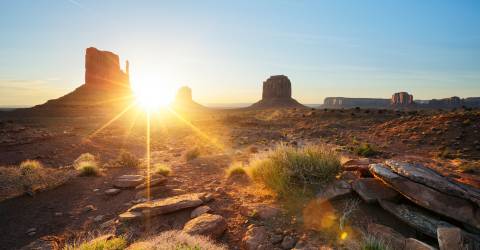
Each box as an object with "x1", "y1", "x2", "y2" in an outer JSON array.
[
  {"x1": 19, "y1": 159, "x2": 43, "y2": 175},
  {"x1": 360, "y1": 235, "x2": 391, "y2": 250},
  {"x1": 226, "y1": 162, "x2": 248, "y2": 178},
  {"x1": 116, "y1": 151, "x2": 140, "y2": 168},
  {"x1": 74, "y1": 153, "x2": 100, "y2": 176},
  {"x1": 152, "y1": 163, "x2": 172, "y2": 176},
  {"x1": 127, "y1": 230, "x2": 226, "y2": 250},
  {"x1": 248, "y1": 143, "x2": 340, "y2": 199},
  {"x1": 185, "y1": 148, "x2": 200, "y2": 161},
  {"x1": 63, "y1": 235, "x2": 127, "y2": 250}
]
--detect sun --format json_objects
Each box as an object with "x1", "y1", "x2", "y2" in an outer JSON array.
[{"x1": 131, "y1": 74, "x2": 176, "y2": 110}]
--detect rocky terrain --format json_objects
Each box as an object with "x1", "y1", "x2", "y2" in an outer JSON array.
[{"x1": 0, "y1": 47, "x2": 479, "y2": 250}]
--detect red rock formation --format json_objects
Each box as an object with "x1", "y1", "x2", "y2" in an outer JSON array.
[
  {"x1": 85, "y1": 47, "x2": 129, "y2": 89},
  {"x1": 391, "y1": 92, "x2": 413, "y2": 105},
  {"x1": 250, "y1": 75, "x2": 305, "y2": 109},
  {"x1": 172, "y1": 86, "x2": 205, "y2": 110}
]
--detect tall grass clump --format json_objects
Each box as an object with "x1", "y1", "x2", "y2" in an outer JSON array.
[
  {"x1": 248, "y1": 144, "x2": 340, "y2": 199},
  {"x1": 361, "y1": 235, "x2": 390, "y2": 250},
  {"x1": 185, "y1": 148, "x2": 200, "y2": 161},
  {"x1": 354, "y1": 143, "x2": 378, "y2": 157},
  {"x1": 127, "y1": 230, "x2": 226, "y2": 250},
  {"x1": 152, "y1": 163, "x2": 172, "y2": 176},
  {"x1": 74, "y1": 153, "x2": 100, "y2": 176},
  {"x1": 64, "y1": 235, "x2": 127, "y2": 250},
  {"x1": 19, "y1": 160, "x2": 43, "y2": 175}
]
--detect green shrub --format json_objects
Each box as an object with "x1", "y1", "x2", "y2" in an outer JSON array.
[
  {"x1": 116, "y1": 151, "x2": 140, "y2": 168},
  {"x1": 19, "y1": 160, "x2": 43, "y2": 175},
  {"x1": 64, "y1": 236, "x2": 127, "y2": 250},
  {"x1": 226, "y1": 162, "x2": 248, "y2": 178},
  {"x1": 248, "y1": 144, "x2": 340, "y2": 198},
  {"x1": 361, "y1": 235, "x2": 390, "y2": 250},
  {"x1": 152, "y1": 163, "x2": 171, "y2": 176},
  {"x1": 354, "y1": 143, "x2": 378, "y2": 157},
  {"x1": 185, "y1": 148, "x2": 200, "y2": 161}
]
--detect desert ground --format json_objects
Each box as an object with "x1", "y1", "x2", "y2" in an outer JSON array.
[{"x1": 0, "y1": 106, "x2": 479, "y2": 250}]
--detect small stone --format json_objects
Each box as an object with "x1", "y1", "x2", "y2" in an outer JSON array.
[
  {"x1": 118, "y1": 211, "x2": 143, "y2": 222},
  {"x1": 191, "y1": 205, "x2": 212, "y2": 218},
  {"x1": 26, "y1": 228, "x2": 36, "y2": 236},
  {"x1": 113, "y1": 175, "x2": 145, "y2": 189},
  {"x1": 104, "y1": 188, "x2": 121, "y2": 196},
  {"x1": 54, "y1": 212, "x2": 63, "y2": 216},
  {"x1": 271, "y1": 234, "x2": 283, "y2": 244},
  {"x1": 437, "y1": 227, "x2": 463, "y2": 250},
  {"x1": 94, "y1": 215, "x2": 105, "y2": 222},
  {"x1": 281, "y1": 235, "x2": 296, "y2": 249},
  {"x1": 183, "y1": 214, "x2": 227, "y2": 239},
  {"x1": 82, "y1": 205, "x2": 96, "y2": 213}
]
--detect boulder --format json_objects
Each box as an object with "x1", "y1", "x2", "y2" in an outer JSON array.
[
  {"x1": 316, "y1": 180, "x2": 352, "y2": 201},
  {"x1": 370, "y1": 163, "x2": 480, "y2": 230},
  {"x1": 250, "y1": 205, "x2": 281, "y2": 220},
  {"x1": 191, "y1": 205, "x2": 212, "y2": 218},
  {"x1": 405, "y1": 238, "x2": 436, "y2": 250},
  {"x1": 129, "y1": 193, "x2": 204, "y2": 216},
  {"x1": 352, "y1": 178, "x2": 398, "y2": 203},
  {"x1": 281, "y1": 235, "x2": 297, "y2": 249},
  {"x1": 113, "y1": 175, "x2": 145, "y2": 189},
  {"x1": 183, "y1": 214, "x2": 227, "y2": 239},
  {"x1": 367, "y1": 223, "x2": 406, "y2": 250},
  {"x1": 379, "y1": 200, "x2": 453, "y2": 238},
  {"x1": 242, "y1": 225, "x2": 269, "y2": 250}
]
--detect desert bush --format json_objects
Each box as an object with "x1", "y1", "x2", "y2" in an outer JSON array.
[
  {"x1": 76, "y1": 161, "x2": 100, "y2": 176},
  {"x1": 248, "y1": 144, "x2": 340, "y2": 198},
  {"x1": 226, "y1": 162, "x2": 248, "y2": 178},
  {"x1": 64, "y1": 235, "x2": 127, "y2": 250},
  {"x1": 152, "y1": 163, "x2": 171, "y2": 176},
  {"x1": 74, "y1": 153, "x2": 96, "y2": 167},
  {"x1": 116, "y1": 151, "x2": 140, "y2": 168},
  {"x1": 127, "y1": 230, "x2": 226, "y2": 250},
  {"x1": 19, "y1": 160, "x2": 43, "y2": 175},
  {"x1": 185, "y1": 148, "x2": 200, "y2": 161},
  {"x1": 354, "y1": 143, "x2": 378, "y2": 157},
  {"x1": 361, "y1": 235, "x2": 390, "y2": 250}
]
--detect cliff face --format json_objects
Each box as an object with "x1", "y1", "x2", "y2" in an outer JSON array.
[
  {"x1": 85, "y1": 47, "x2": 129, "y2": 89},
  {"x1": 250, "y1": 75, "x2": 305, "y2": 109}
]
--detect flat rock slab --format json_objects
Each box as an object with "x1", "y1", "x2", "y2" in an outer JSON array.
[
  {"x1": 129, "y1": 193, "x2": 205, "y2": 216},
  {"x1": 405, "y1": 238, "x2": 436, "y2": 250},
  {"x1": 183, "y1": 213, "x2": 227, "y2": 239},
  {"x1": 114, "y1": 175, "x2": 145, "y2": 189},
  {"x1": 371, "y1": 163, "x2": 480, "y2": 230},
  {"x1": 118, "y1": 211, "x2": 143, "y2": 222},
  {"x1": 352, "y1": 178, "x2": 398, "y2": 203},
  {"x1": 135, "y1": 176, "x2": 167, "y2": 190},
  {"x1": 379, "y1": 200, "x2": 453, "y2": 238}
]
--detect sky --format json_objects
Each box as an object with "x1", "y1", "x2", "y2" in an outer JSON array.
[{"x1": 0, "y1": 0, "x2": 479, "y2": 106}]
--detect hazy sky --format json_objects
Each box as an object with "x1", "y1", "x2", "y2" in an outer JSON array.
[{"x1": 1, "y1": 0, "x2": 479, "y2": 106}]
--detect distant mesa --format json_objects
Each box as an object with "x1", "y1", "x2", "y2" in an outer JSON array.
[
  {"x1": 391, "y1": 92, "x2": 414, "y2": 106},
  {"x1": 250, "y1": 75, "x2": 305, "y2": 109},
  {"x1": 323, "y1": 97, "x2": 390, "y2": 109},
  {"x1": 172, "y1": 86, "x2": 205, "y2": 110}
]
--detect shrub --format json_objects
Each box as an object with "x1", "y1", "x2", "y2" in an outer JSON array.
[
  {"x1": 74, "y1": 153, "x2": 96, "y2": 167},
  {"x1": 64, "y1": 235, "x2": 127, "y2": 250},
  {"x1": 76, "y1": 161, "x2": 100, "y2": 176},
  {"x1": 116, "y1": 151, "x2": 140, "y2": 168},
  {"x1": 354, "y1": 143, "x2": 378, "y2": 157},
  {"x1": 248, "y1": 144, "x2": 340, "y2": 198},
  {"x1": 19, "y1": 160, "x2": 43, "y2": 175},
  {"x1": 152, "y1": 163, "x2": 171, "y2": 176},
  {"x1": 226, "y1": 162, "x2": 248, "y2": 178},
  {"x1": 361, "y1": 235, "x2": 390, "y2": 250},
  {"x1": 127, "y1": 230, "x2": 226, "y2": 250},
  {"x1": 185, "y1": 148, "x2": 200, "y2": 161}
]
